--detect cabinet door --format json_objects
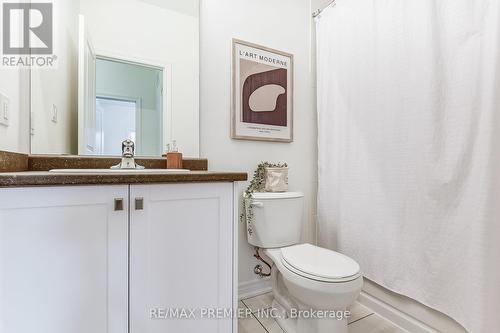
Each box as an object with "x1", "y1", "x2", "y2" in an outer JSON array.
[
  {"x1": 130, "y1": 183, "x2": 234, "y2": 333},
  {"x1": 0, "y1": 186, "x2": 128, "y2": 333}
]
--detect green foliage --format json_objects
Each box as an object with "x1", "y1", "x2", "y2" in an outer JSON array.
[{"x1": 241, "y1": 162, "x2": 288, "y2": 234}]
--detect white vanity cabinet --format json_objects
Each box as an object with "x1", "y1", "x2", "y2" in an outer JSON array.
[
  {"x1": 0, "y1": 183, "x2": 237, "y2": 333},
  {"x1": 129, "y1": 183, "x2": 235, "y2": 332},
  {"x1": 0, "y1": 185, "x2": 129, "y2": 333}
]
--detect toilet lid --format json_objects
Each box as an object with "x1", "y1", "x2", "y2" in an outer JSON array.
[{"x1": 281, "y1": 244, "x2": 360, "y2": 280}]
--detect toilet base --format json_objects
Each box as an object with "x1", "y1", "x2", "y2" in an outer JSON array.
[
  {"x1": 271, "y1": 272, "x2": 350, "y2": 333},
  {"x1": 272, "y1": 299, "x2": 296, "y2": 333}
]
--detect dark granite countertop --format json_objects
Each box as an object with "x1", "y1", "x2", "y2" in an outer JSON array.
[{"x1": 0, "y1": 171, "x2": 248, "y2": 187}]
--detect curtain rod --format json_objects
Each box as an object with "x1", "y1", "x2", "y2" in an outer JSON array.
[{"x1": 312, "y1": 0, "x2": 336, "y2": 18}]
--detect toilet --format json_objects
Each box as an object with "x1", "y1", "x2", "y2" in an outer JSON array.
[{"x1": 246, "y1": 192, "x2": 363, "y2": 333}]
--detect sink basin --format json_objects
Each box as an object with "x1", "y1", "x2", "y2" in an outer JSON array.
[{"x1": 49, "y1": 169, "x2": 190, "y2": 174}]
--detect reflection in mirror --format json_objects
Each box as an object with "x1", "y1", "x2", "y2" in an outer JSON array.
[
  {"x1": 87, "y1": 57, "x2": 164, "y2": 156},
  {"x1": 30, "y1": 0, "x2": 199, "y2": 157}
]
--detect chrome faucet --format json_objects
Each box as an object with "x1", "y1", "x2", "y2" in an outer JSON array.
[{"x1": 111, "y1": 139, "x2": 144, "y2": 169}]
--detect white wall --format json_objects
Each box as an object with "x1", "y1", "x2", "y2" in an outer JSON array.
[
  {"x1": 0, "y1": 68, "x2": 30, "y2": 154},
  {"x1": 80, "y1": 0, "x2": 199, "y2": 157},
  {"x1": 31, "y1": 0, "x2": 79, "y2": 154},
  {"x1": 200, "y1": 0, "x2": 317, "y2": 291}
]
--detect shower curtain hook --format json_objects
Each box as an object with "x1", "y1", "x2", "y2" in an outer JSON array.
[{"x1": 312, "y1": 0, "x2": 337, "y2": 18}]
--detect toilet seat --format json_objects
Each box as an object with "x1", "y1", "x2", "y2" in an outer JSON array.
[{"x1": 281, "y1": 244, "x2": 361, "y2": 283}]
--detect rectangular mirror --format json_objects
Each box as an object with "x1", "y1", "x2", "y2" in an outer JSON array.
[{"x1": 30, "y1": 0, "x2": 199, "y2": 157}]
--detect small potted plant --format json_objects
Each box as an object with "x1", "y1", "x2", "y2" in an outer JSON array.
[
  {"x1": 241, "y1": 162, "x2": 288, "y2": 235},
  {"x1": 264, "y1": 165, "x2": 288, "y2": 192}
]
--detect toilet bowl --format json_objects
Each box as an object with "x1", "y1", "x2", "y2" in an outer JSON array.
[
  {"x1": 245, "y1": 192, "x2": 362, "y2": 333},
  {"x1": 265, "y1": 245, "x2": 363, "y2": 333}
]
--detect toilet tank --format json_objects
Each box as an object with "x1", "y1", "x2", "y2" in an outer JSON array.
[{"x1": 245, "y1": 192, "x2": 304, "y2": 248}]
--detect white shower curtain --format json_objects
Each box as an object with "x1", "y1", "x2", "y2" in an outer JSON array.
[{"x1": 316, "y1": 1, "x2": 500, "y2": 332}]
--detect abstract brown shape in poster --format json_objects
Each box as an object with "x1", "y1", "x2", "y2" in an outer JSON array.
[{"x1": 241, "y1": 66, "x2": 288, "y2": 126}]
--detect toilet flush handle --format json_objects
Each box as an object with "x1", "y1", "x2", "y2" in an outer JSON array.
[{"x1": 250, "y1": 201, "x2": 264, "y2": 208}]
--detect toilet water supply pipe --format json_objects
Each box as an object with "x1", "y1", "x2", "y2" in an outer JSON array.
[
  {"x1": 253, "y1": 248, "x2": 296, "y2": 315},
  {"x1": 253, "y1": 247, "x2": 272, "y2": 277}
]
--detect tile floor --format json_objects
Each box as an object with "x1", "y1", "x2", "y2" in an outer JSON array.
[{"x1": 239, "y1": 292, "x2": 407, "y2": 333}]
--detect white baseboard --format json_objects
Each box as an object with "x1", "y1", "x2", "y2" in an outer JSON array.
[
  {"x1": 360, "y1": 279, "x2": 467, "y2": 333},
  {"x1": 358, "y1": 291, "x2": 438, "y2": 333},
  {"x1": 238, "y1": 278, "x2": 272, "y2": 300}
]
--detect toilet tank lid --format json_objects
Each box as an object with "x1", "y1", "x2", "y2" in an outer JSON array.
[{"x1": 249, "y1": 192, "x2": 304, "y2": 199}]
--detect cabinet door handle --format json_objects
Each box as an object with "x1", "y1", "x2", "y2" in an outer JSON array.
[
  {"x1": 135, "y1": 198, "x2": 144, "y2": 210},
  {"x1": 114, "y1": 198, "x2": 124, "y2": 211}
]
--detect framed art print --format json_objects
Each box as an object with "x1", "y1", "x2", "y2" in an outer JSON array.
[{"x1": 231, "y1": 39, "x2": 293, "y2": 142}]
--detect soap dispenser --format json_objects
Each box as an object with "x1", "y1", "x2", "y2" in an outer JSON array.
[{"x1": 163, "y1": 140, "x2": 183, "y2": 169}]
